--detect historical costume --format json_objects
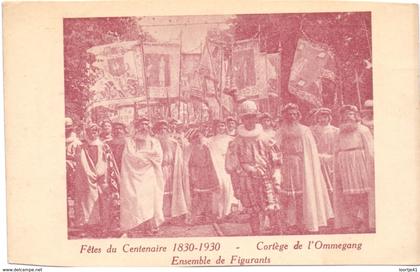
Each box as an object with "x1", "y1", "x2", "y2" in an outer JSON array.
[
  {"x1": 361, "y1": 99, "x2": 374, "y2": 136},
  {"x1": 208, "y1": 120, "x2": 238, "y2": 220},
  {"x1": 119, "y1": 117, "x2": 164, "y2": 235},
  {"x1": 155, "y1": 120, "x2": 191, "y2": 221},
  {"x1": 334, "y1": 105, "x2": 375, "y2": 232},
  {"x1": 107, "y1": 122, "x2": 127, "y2": 172},
  {"x1": 226, "y1": 101, "x2": 282, "y2": 234},
  {"x1": 310, "y1": 108, "x2": 339, "y2": 196},
  {"x1": 74, "y1": 123, "x2": 119, "y2": 237},
  {"x1": 188, "y1": 129, "x2": 219, "y2": 223},
  {"x1": 275, "y1": 103, "x2": 334, "y2": 233},
  {"x1": 65, "y1": 117, "x2": 81, "y2": 228}
]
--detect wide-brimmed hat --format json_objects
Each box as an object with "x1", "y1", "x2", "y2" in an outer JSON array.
[{"x1": 238, "y1": 100, "x2": 259, "y2": 117}]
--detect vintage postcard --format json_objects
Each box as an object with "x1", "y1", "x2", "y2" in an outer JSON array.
[{"x1": 3, "y1": 0, "x2": 420, "y2": 267}]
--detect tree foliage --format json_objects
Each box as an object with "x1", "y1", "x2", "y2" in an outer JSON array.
[
  {"x1": 64, "y1": 17, "x2": 154, "y2": 121},
  {"x1": 230, "y1": 12, "x2": 372, "y2": 109}
]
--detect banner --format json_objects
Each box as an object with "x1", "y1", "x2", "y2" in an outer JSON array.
[
  {"x1": 143, "y1": 42, "x2": 181, "y2": 99},
  {"x1": 180, "y1": 53, "x2": 201, "y2": 99},
  {"x1": 288, "y1": 38, "x2": 336, "y2": 107},
  {"x1": 266, "y1": 52, "x2": 281, "y2": 98},
  {"x1": 232, "y1": 39, "x2": 267, "y2": 100},
  {"x1": 87, "y1": 41, "x2": 146, "y2": 109}
]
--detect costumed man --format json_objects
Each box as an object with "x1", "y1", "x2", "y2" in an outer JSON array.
[
  {"x1": 119, "y1": 117, "x2": 165, "y2": 236},
  {"x1": 100, "y1": 120, "x2": 113, "y2": 143},
  {"x1": 225, "y1": 100, "x2": 282, "y2": 235},
  {"x1": 310, "y1": 108, "x2": 339, "y2": 199},
  {"x1": 226, "y1": 116, "x2": 238, "y2": 137},
  {"x1": 275, "y1": 103, "x2": 334, "y2": 234},
  {"x1": 361, "y1": 99, "x2": 374, "y2": 136},
  {"x1": 188, "y1": 128, "x2": 219, "y2": 224},
  {"x1": 65, "y1": 117, "x2": 81, "y2": 228},
  {"x1": 74, "y1": 123, "x2": 120, "y2": 237},
  {"x1": 108, "y1": 122, "x2": 127, "y2": 173},
  {"x1": 155, "y1": 120, "x2": 191, "y2": 223},
  {"x1": 334, "y1": 105, "x2": 375, "y2": 233},
  {"x1": 207, "y1": 119, "x2": 238, "y2": 221}
]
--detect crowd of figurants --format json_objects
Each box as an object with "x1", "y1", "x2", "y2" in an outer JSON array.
[{"x1": 66, "y1": 100, "x2": 374, "y2": 238}]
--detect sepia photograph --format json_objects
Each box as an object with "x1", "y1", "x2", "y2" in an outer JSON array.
[{"x1": 64, "y1": 12, "x2": 375, "y2": 240}]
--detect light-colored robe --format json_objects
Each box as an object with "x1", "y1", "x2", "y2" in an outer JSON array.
[
  {"x1": 120, "y1": 137, "x2": 165, "y2": 231},
  {"x1": 208, "y1": 134, "x2": 238, "y2": 218},
  {"x1": 275, "y1": 124, "x2": 334, "y2": 232}
]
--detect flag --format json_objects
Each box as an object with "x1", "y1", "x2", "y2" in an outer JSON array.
[
  {"x1": 87, "y1": 41, "x2": 146, "y2": 109},
  {"x1": 232, "y1": 39, "x2": 267, "y2": 100},
  {"x1": 288, "y1": 39, "x2": 336, "y2": 107}
]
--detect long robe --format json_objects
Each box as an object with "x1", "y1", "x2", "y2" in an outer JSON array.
[
  {"x1": 74, "y1": 139, "x2": 119, "y2": 229},
  {"x1": 311, "y1": 124, "x2": 339, "y2": 193},
  {"x1": 208, "y1": 134, "x2": 238, "y2": 218},
  {"x1": 275, "y1": 124, "x2": 334, "y2": 232},
  {"x1": 158, "y1": 135, "x2": 190, "y2": 218},
  {"x1": 333, "y1": 124, "x2": 375, "y2": 229},
  {"x1": 119, "y1": 137, "x2": 165, "y2": 231}
]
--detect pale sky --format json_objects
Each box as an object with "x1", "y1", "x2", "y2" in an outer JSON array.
[{"x1": 138, "y1": 15, "x2": 233, "y2": 53}]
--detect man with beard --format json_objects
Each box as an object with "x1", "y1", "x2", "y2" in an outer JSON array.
[
  {"x1": 361, "y1": 100, "x2": 374, "y2": 136},
  {"x1": 207, "y1": 119, "x2": 238, "y2": 221},
  {"x1": 225, "y1": 100, "x2": 281, "y2": 235},
  {"x1": 334, "y1": 105, "x2": 374, "y2": 233},
  {"x1": 275, "y1": 103, "x2": 333, "y2": 234},
  {"x1": 154, "y1": 120, "x2": 190, "y2": 223},
  {"x1": 310, "y1": 108, "x2": 338, "y2": 199},
  {"x1": 119, "y1": 117, "x2": 164, "y2": 237},
  {"x1": 74, "y1": 123, "x2": 119, "y2": 237}
]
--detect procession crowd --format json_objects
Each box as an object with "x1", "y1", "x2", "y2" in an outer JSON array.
[{"x1": 66, "y1": 99, "x2": 374, "y2": 238}]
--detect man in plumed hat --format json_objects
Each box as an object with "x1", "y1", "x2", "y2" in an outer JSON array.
[
  {"x1": 225, "y1": 100, "x2": 281, "y2": 234},
  {"x1": 119, "y1": 117, "x2": 164, "y2": 236},
  {"x1": 310, "y1": 107, "x2": 339, "y2": 198},
  {"x1": 155, "y1": 119, "x2": 190, "y2": 224},
  {"x1": 333, "y1": 105, "x2": 374, "y2": 233},
  {"x1": 275, "y1": 103, "x2": 333, "y2": 234}
]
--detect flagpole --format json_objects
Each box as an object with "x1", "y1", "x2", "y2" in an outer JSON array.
[
  {"x1": 178, "y1": 29, "x2": 183, "y2": 121},
  {"x1": 219, "y1": 42, "x2": 224, "y2": 120},
  {"x1": 354, "y1": 70, "x2": 363, "y2": 110},
  {"x1": 139, "y1": 38, "x2": 151, "y2": 120}
]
